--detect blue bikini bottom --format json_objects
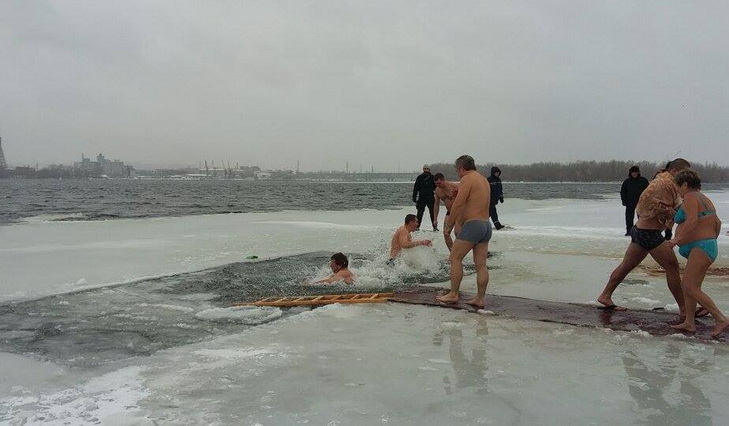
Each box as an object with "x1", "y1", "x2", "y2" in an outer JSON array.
[{"x1": 678, "y1": 238, "x2": 718, "y2": 263}]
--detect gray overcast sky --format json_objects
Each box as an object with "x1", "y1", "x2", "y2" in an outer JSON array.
[{"x1": 2, "y1": 1, "x2": 728, "y2": 172}]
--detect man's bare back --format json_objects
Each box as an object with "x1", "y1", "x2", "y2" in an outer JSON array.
[{"x1": 447, "y1": 170, "x2": 490, "y2": 227}]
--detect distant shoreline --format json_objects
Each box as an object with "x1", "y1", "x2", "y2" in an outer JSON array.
[{"x1": 3, "y1": 176, "x2": 729, "y2": 186}]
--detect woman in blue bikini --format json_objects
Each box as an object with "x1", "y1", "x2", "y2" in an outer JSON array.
[{"x1": 669, "y1": 169, "x2": 728, "y2": 337}]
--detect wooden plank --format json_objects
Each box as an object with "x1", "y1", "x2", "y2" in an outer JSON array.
[
  {"x1": 253, "y1": 298, "x2": 389, "y2": 307},
  {"x1": 232, "y1": 293, "x2": 394, "y2": 307},
  {"x1": 389, "y1": 286, "x2": 727, "y2": 344}
]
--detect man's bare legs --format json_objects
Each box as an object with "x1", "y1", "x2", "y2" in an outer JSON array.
[
  {"x1": 464, "y1": 242, "x2": 489, "y2": 308},
  {"x1": 597, "y1": 243, "x2": 648, "y2": 309},
  {"x1": 671, "y1": 249, "x2": 729, "y2": 336},
  {"x1": 437, "y1": 239, "x2": 474, "y2": 303},
  {"x1": 648, "y1": 242, "x2": 685, "y2": 317}
]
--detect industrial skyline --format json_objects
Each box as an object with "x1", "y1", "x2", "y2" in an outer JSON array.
[
  {"x1": 0, "y1": 135, "x2": 416, "y2": 174},
  {"x1": 3, "y1": 133, "x2": 729, "y2": 178},
  {"x1": 3, "y1": 3, "x2": 729, "y2": 171}
]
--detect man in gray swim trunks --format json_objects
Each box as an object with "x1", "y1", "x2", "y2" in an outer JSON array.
[{"x1": 436, "y1": 155, "x2": 492, "y2": 309}]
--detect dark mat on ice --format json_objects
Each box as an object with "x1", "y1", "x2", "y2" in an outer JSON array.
[{"x1": 390, "y1": 286, "x2": 726, "y2": 343}]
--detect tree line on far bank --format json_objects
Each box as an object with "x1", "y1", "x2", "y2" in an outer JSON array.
[{"x1": 427, "y1": 160, "x2": 729, "y2": 183}]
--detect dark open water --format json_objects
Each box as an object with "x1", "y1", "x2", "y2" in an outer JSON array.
[
  {"x1": 1, "y1": 179, "x2": 727, "y2": 225},
  {"x1": 0, "y1": 252, "x2": 460, "y2": 368}
]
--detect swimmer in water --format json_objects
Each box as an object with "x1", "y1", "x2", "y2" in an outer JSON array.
[{"x1": 315, "y1": 252, "x2": 355, "y2": 284}]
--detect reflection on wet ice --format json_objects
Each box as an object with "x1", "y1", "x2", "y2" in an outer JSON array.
[
  {"x1": 622, "y1": 344, "x2": 713, "y2": 425},
  {"x1": 433, "y1": 321, "x2": 490, "y2": 395}
]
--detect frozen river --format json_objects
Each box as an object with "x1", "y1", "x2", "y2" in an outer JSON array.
[{"x1": 1, "y1": 193, "x2": 728, "y2": 424}]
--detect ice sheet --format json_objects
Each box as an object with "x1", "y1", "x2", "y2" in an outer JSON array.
[
  {"x1": 2, "y1": 193, "x2": 729, "y2": 423},
  {"x1": 3, "y1": 304, "x2": 728, "y2": 424}
]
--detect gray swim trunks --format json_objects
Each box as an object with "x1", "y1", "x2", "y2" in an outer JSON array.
[{"x1": 456, "y1": 220, "x2": 492, "y2": 244}]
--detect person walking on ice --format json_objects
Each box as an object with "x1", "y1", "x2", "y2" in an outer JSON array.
[
  {"x1": 487, "y1": 166, "x2": 505, "y2": 230},
  {"x1": 436, "y1": 155, "x2": 492, "y2": 309},
  {"x1": 621, "y1": 165, "x2": 649, "y2": 236},
  {"x1": 596, "y1": 158, "x2": 691, "y2": 315},
  {"x1": 413, "y1": 165, "x2": 437, "y2": 231}
]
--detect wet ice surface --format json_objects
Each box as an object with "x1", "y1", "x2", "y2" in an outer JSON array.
[
  {"x1": 1, "y1": 193, "x2": 729, "y2": 424},
  {"x1": 4, "y1": 304, "x2": 729, "y2": 424},
  {"x1": 144, "y1": 304, "x2": 726, "y2": 425}
]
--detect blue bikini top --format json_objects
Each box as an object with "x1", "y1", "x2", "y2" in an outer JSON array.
[{"x1": 674, "y1": 193, "x2": 715, "y2": 224}]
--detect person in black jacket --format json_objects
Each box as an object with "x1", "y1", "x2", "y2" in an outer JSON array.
[
  {"x1": 620, "y1": 165, "x2": 650, "y2": 236},
  {"x1": 487, "y1": 166, "x2": 505, "y2": 230},
  {"x1": 412, "y1": 165, "x2": 437, "y2": 231}
]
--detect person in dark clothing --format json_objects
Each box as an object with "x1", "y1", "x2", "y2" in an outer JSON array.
[
  {"x1": 487, "y1": 166, "x2": 505, "y2": 230},
  {"x1": 413, "y1": 165, "x2": 437, "y2": 231},
  {"x1": 621, "y1": 165, "x2": 650, "y2": 236}
]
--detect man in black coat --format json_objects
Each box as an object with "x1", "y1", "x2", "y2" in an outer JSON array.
[
  {"x1": 620, "y1": 165, "x2": 649, "y2": 236},
  {"x1": 412, "y1": 165, "x2": 437, "y2": 231},
  {"x1": 487, "y1": 166, "x2": 505, "y2": 230}
]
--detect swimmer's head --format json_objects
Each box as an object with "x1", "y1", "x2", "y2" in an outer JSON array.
[
  {"x1": 405, "y1": 214, "x2": 419, "y2": 231},
  {"x1": 330, "y1": 252, "x2": 349, "y2": 271}
]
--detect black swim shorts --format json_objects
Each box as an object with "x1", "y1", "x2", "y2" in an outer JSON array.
[{"x1": 630, "y1": 226, "x2": 665, "y2": 251}]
